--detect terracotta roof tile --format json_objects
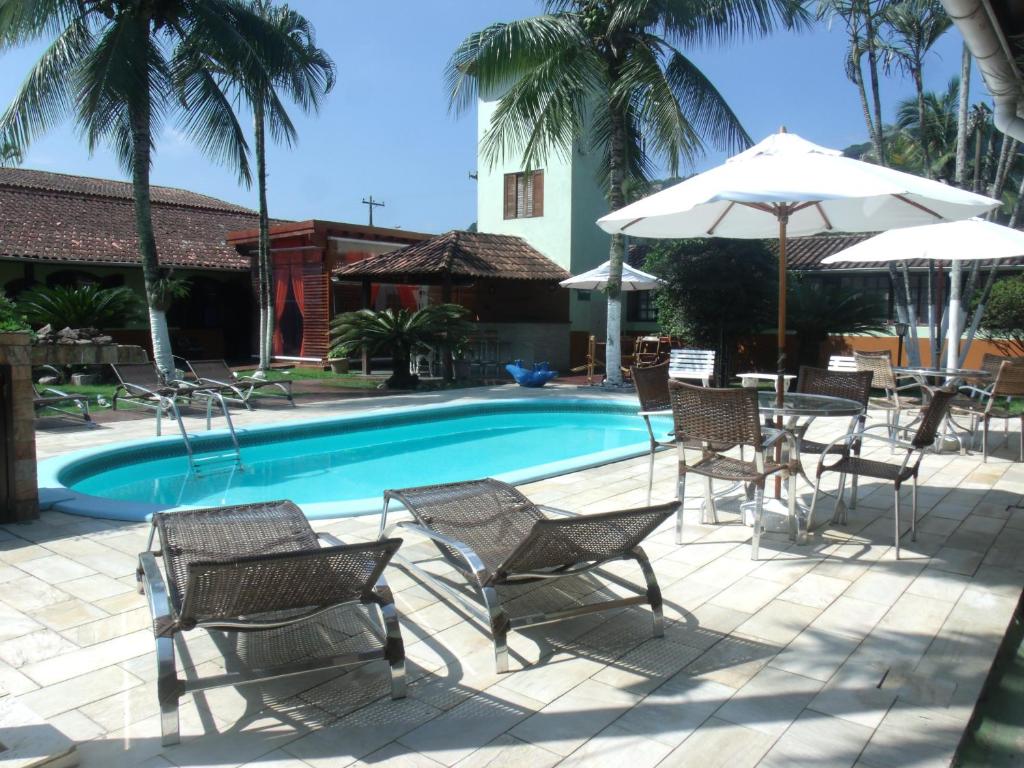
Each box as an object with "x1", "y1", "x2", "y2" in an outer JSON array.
[
  {"x1": 0, "y1": 168, "x2": 262, "y2": 271},
  {"x1": 333, "y1": 230, "x2": 570, "y2": 282}
]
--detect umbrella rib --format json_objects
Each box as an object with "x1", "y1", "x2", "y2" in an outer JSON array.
[
  {"x1": 894, "y1": 194, "x2": 943, "y2": 219},
  {"x1": 706, "y1": 202, "x2": 736, "y2": 235},
  {"x1": 621, "y1": 217, "x2": 645, "y2": 232},
  {"x1": 814, "y1": 203, "x2": 833, "y2": 230}
]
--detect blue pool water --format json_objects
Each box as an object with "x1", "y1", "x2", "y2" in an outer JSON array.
[{"x1": 39, "y1": 399, "x2": 670, "y2": 520}]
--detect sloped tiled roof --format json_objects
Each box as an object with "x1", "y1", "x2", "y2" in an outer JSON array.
[
  {"x1": 333, "y1": 230, "x2": 570, "y2": 282},
  {"x1": 0, "y1": 167, "x2": 263, "y2": 271}
]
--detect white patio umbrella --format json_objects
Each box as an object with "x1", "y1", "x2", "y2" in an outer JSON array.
[
  {"x1": 560, "y1": 261, "x2": 665, "y2": 291},
  {"x1": 596, "y1": 129, "x2": 1000, "y2": 399},
  {"x1": 821, "y1": 218, "x2": 1024, "y2": 370}
]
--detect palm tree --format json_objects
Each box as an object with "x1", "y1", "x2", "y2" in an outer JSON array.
[
  {"x1": 0, "y1": 141, "x2": 21, "y2": 167},
  {"x1": 0, "y1": 0, "x2": 294, "y2": 375},
  {"x1": 893, "y1": 77, "x2": 958, "y2": 178},
  {"x1": 330, "y1": 304, "x2": 471, "y2": 389},
  {"x1": 882, "y1": 0, "x2": 951, "y2": 179},
  {"x1": 226, "y1": 1, "x2": 335, "y2": 374},
  {"x1": 446, "y1": 0, "x2": 808, "y2": 385}
]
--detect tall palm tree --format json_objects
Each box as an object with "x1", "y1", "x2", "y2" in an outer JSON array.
[
  {"x1": 893, "y1": 77, "x2": 958, "y2": 178},
  {"x1": 0, "y1": 0, "x2": 293, "y2": 375},
  {"x1": 446, "y1": 0, "x2": 808, "y2": 385},
  {"x1": 882, "y1": 0, "x2": 951, "y2": 178},
  {"x1": 224, "y1": 1, "x2": 335, "y2": 374}
]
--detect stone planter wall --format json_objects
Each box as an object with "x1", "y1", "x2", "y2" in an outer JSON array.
[{"x1": 0, "y1": 333, "x2": 38, "y2": 523}]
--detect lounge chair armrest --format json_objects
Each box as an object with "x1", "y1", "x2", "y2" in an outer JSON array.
[
  {"x1": 394, "y1": 520, "x2": 489, "y2": 580},
  {"x1": 317, "y1": 531, "x2": 344, "y2": 546},
  {"x1": 536, "y1": 505, "x2": 577, "y2": 518},
  {"x1": 138, "y1": 551, "x2": 175, "y2": 637},
  {"x1": 37, "y1": 386, "x2": 72, "y2": 398},
  {"x1": 637, "y1": 409, "x2": 671, "y2": 418},
  {"x1": 195, "y1": 376, "x2": 237, "y2": 389}
]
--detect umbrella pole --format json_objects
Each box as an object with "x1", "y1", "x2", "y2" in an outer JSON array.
[{"x1": 775, "y1": 211, "x2": 789, "y2": 499}]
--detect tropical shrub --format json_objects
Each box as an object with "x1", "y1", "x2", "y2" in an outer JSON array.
[
  {"x1": 0, "y1": 296, "x2": 29, "y2": 333},
  {"x1": 787, "y1": 280, "x2": 886, "y2": 367},
  {"x1": 981, "y1": 274, "x2": 1024, "y2": 355},
  {"x1": 330, "y1": 303, "x2": 472, "y2": 389},
  {"x1": 17, "y1": 285, "x2": 143, "y2": 331},
  {"x1": 644, "y1": 239, "x2": 777, "y2": 384}
]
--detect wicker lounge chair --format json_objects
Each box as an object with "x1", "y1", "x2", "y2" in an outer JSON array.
[
  {"x1": 137, "y1": 500, "x2": 405, "y2": 746},
  {"x1": 794, "y1": 366, "x2": 873, "y2": 507},
  {"x1": 379, "y1": 478, "x2": 674, "y2": 673},
  {"x1": 951, "y1": 359, "x2": 1024, "y2": 462},
  {"x1": 668, "y1": 381, "x2": 796, "y2": 559},
  {"x1": 111, "y1": 362, "x2": 211, "y2": 435},
  {"x1": 32, "y1": 383, "x2": 94, "y2": 426},
  {"x1": 182, "y1": 359, "x2": 294, "y2": 409},
  {"x1": 808, "y1": 387, "x2": 956, "y2": 558}
]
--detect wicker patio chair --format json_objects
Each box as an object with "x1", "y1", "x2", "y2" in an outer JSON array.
[
  {"x1": 32, "y1": 383, "x2": 94, "y2": 427},
  {"x1": 668, "y1": 381, "x2": 796, "y2": 560},
  {"x1": 854, "y1": 350, "x2": 921, "y2": 440},
  {"x1": 808, "y1": 387, "x2": 956, "y2": 558},
  {"x1": 632, "y1": 361, "x2": 674, "y2": 503},
  {"x1": 137, "y1": 500, "x2": 405, "y2": 746},
  {"x1": 794, "y1": 366, "x2": 873, "y2": 507},
  {"x1": 379, "y1": 478, "x2": 673, "y2": 673},
  {"x1": 181, "y1": 359, "x2": 294, "y2": 409},
  {"x1": 951, "y1": 359, "x2": 1024, "y2": 462}
]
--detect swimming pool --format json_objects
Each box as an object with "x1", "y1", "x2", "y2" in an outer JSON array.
[{"x1": 38, "y1": 398, "x2": 670, "y2": 521}]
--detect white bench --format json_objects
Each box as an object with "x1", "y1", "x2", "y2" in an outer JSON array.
[
  {"x1": 668, "y1": 349, "x2": 715, "y2": 386},
  {"x1": 736, "y1": 372, "x2": 795, "y2": 392},
  {"x1": 827, "y1": 355, "x2": 857, "y2": 372}
]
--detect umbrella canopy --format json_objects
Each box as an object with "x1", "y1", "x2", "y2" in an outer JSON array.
[
  {"x1": 820, "y1": 218, "x2": 1024, "y2": 264},
  {"x1": 597, "y1": 132, "x2": 1000, "y2": 239},
  {"x1": 560, "y1": 261, "x2": 664, "y2": 291},
  {"x1": 821, "y1": 218, "x2": 1024, "y2": 370},
  {"x1": 596, "y1": 130, "x2": 1000, "y2": 396}
]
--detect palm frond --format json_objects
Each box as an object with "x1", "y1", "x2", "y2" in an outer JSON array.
[
  {"x1": 0, "y1": 17, "x2": 92, "y2": 152},
  {"x1": 445, "y1": 14, "x2": 588, "y2": 116},
  {"x1": 0, "y1": 0, "x2": 82, "y2": 47},
  {"x1": 661, "y1": 0, "x2": 812, "y2": 47}
]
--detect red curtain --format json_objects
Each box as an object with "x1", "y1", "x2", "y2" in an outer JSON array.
[
  {"x1": 272, "y1": 264, "x2": 290, "y2": 355},
  {"x1": 290, "y1": 262, "x2": 305, "y2": 357}
]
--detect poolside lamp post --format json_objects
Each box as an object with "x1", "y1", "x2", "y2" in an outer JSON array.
[{"x1": 893, "y1": 320, "x2": 909, "y2": 367}]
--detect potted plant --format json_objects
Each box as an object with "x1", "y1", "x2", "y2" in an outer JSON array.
[
  {"x1": 328, "y1": 356, "x2": 349, "y2": 374},
  {"x1": 330, "y1": 303, "x2": 470, "y2": 389}
]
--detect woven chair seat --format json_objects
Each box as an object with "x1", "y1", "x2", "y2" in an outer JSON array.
[
  {"x1": 949, "y1": 396, "x2": 1015, "y2": 420},
  {"x1": 687, "y1": 453, "x2": 783, "y2": 482},
  {"x1": 824, "y1": 455, "x2": 915, "y2": 483},
  {"x1": 797, "y1": 438, "x2": 849, "y2": 456}
]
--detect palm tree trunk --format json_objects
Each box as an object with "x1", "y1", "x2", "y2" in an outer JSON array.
[
  {"x1": 128, "y1": 36, "x2": 173, "y2": 378},
  {"x1": 955, "y1": 45, "x2": 970, "y2": 187},
  {"x1": 848, "y1": 29, "x2": 879, "y2": 160},
  {"x1": 1010, "y1": 172, "x2": 1024, "y2": 227},
  {"x1": 254, "y1": 102, "x2": 273, "y2": 372},
  {"x1": 914, "y1": 66, "x2": 931, "y2": 177},
  {"x1": 604, "y1": 100, "x2": 627, "y2": 387},
  {"x1": 973, "y1": 122, "x2": 984, "y2": 192},
  {"x1": 864, "y1": 2, "x2": 886, "y2": 165},
  {"x1": 992, "y1": 137, "x2": 1016, "y2": 202}
]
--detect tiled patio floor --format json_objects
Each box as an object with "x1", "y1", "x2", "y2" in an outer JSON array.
[{"x1": 6, "y1": 385, "x2": 1024, "y2": 767}]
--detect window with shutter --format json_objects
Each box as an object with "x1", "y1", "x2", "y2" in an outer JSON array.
[{"x1": 502, "y1": 170, "x2": 545, "y2": 219}]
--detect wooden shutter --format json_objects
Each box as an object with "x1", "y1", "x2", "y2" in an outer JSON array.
[
  {"x1": 532, "y1": 170, "x2": 544, "y2": 217},
  {"x1": 503, "y1": 173, "x2": 517, "y2": 219}
]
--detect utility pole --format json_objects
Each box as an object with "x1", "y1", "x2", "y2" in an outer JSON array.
[{"x1": 361, "y1": 195, "x2": 385, "y2": 227}]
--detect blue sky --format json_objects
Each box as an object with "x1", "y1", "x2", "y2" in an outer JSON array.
[{"x1": 0, "y1": 1, "x2": 986, "y2": 233}]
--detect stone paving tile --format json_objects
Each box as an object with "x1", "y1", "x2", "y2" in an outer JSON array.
[{"x1": 10, "y1": 391, "x2": 1024, "y2": 768}]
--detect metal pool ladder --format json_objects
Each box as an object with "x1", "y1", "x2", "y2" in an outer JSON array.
[{"x1": 164, "y1": 392, "x2": 243, "y2": 475}]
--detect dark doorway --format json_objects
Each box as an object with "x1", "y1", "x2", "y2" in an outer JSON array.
[{"x1": 279, "y1": 278, "x2": 303, "y2": 356}]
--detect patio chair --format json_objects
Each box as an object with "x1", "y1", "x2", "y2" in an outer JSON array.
[
  {"x1": 137, "y1": 500, "x2": 405, "y2": 746},
  {"x1": 807, "y1": 386, "x2": 956, "y2": 558},
  {"x1": 668, "y1": 381, "x2": 796, "y2": 560},
  {"x1": 32, "y1": 383, "x2": 94, "y2": 427},
  {"x1": 668, "y1": 348, "x2": 715, "y2": 386},
  {"x1": 854, "y1": 350, "x2": 921, "y2": 441},
  {"x1": 632, "y1": 361, "x2": 674, "y2": 504},
  {"x1": 794, "y1": 366, "x2": 873, "y2": 507},
  {"x1": 951, "y1": 359, "x2": 1024, "y2": 462},
  {"x1": 379, "y1": 478, "x2": 674, "y2": 673},
  {"x1": 181, "y1": 359, "x2": 294, "y2": 409}
]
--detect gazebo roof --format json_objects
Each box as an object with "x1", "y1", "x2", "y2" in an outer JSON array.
[{"x1": 332, "y1": 230, "x2": 569, "y2": 284}]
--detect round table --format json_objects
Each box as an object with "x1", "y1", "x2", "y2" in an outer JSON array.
[
  {"x1": 893, "y1": 366, "x2": 990, "y2": 385},
  {"x1": 756, "y1": 391, "x2": 863, "y2": 419}
]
